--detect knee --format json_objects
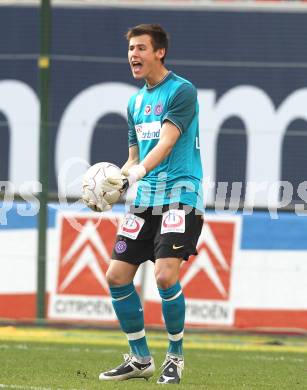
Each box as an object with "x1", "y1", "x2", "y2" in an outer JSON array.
[
  {"x1": 106, "y1": 269, "x2": 125, "y2": 287},
  {"x1": 155, "y1": 271, "x2": 175, "y2": 290}
]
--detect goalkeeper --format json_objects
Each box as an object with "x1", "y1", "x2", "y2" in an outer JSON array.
[{"x1": 83, "y1": 23, "x2": 203, "y2": 384}]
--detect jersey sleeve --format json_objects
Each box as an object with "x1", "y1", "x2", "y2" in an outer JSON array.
[
  {"x1": 127, "y1": 105, "x2": 138, "y2": 147},
  {"x1": 162, "y1": 83, "x2": 197, "y2": 134}
]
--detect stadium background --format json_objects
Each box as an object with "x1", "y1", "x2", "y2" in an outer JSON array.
[{"x1": 0, "y1": 0, "x2": 307, "y2": 332}]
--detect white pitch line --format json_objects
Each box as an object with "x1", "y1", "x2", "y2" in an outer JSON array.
[
  {"x1": 0, "y1": 385, "x2": 83, "y2": 390},
  {"x1": 240, "y1": 354, "x2": 305, "y2": 363},
  {"x1": 0, "y1": 385, "x2": 51, "y2": 390},
  {"x1": 190, "y1": 351, "x2": 305, "y2": 363},
  {"x1": 0, "y1": 343, "x2": 117, "y2": 354}
]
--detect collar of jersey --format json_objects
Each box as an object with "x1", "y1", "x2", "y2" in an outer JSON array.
[{"x1": 145, "y1": 71, "x2": 172, "y2": 91}]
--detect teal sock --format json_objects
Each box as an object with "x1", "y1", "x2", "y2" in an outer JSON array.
[
  {"x1": 110, "y1": 282, "x2": 150, "y2": 358},
  {"x1": 158, "y1": 281, "x2": 185, "y2": 356}
]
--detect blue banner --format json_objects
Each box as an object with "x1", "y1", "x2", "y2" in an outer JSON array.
[{"x1": 1, "y1": 5, "x2": 307, "y2": 206}]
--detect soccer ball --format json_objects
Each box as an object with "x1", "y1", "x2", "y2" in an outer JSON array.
[{"x1": 82, "y1": 162, "x2": 122, "y2": 209}]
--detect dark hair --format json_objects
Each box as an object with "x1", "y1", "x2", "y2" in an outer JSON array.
[{"x1": 126, "y1": 24, "x2": 169, "y2": 63}]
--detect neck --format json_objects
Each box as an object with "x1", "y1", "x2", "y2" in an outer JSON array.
[{"x1": 146, "y1": 67, "x2": 169, "y2": 88}]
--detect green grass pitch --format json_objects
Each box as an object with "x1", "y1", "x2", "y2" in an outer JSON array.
[{"x1": 0, "y1": 327, "x2": 306, "y2": 389}]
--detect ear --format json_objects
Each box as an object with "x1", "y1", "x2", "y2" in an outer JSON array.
[{"x1": 156, "y1": 48, "x2": 166, "y2": 61}]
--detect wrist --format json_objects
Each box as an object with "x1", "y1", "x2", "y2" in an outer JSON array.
[{"x1": 127, "y1": 164, "x2": 146, "y2": 185}]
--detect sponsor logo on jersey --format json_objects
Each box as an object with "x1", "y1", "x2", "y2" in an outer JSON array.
[
  {"x1": 161, "y1": 209, "x2": 185, "y2": 234},
  {"x1": 135, "y1": 124, "x2": 142, "y2": 136},
  {"x1": 118, "y1": 213, "x2": 145, "y2": 240},
  {"x1": 135, "y1": 121, "x2": 161, "y2": 141},
  {"x1": 144, "y1": 105, "x2": 151, "y2": 115}
]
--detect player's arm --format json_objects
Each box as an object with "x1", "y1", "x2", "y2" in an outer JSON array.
[
  {"x1": 107, "y1": 83, "x2": 195, "y2": 192},
  {"x1": 141, "y1": 121, "x2": 180, "y2": 172},
  {"x1": 120, "y1": 144, "x2": 139, "y2": 175},
  {"x1": 106, "y1": 121, "x2": 180, "y2": 192},
  {"x1": 121, "y1": 83, "x2": 196, "y2": 182}
]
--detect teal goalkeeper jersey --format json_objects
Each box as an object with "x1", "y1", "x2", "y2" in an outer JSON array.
[{"x1": 127, "y1": 71, "x2": 204, "y2": 211}]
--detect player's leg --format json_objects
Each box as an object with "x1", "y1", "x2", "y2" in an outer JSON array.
[
  {"x1": 99, "y1": 259, "x2": 154, "y2": 381},
  {"x1": 99, "y1": 209, "x2": 156, "y2": 381},
  {"x1": 154, "y1": 206, "x2": 203, "y2": 384},
  {"x1": 155, "y1": 257, "x2": 185, "y2": 384},
  {"x1": 155, "y1": 258, "x2": 184, "y2": 356},
  {"x1": 107, "y1": 259, "x2": 151, "y2": 359}
]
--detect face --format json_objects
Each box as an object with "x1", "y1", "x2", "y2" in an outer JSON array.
[{"x1": 128, "y1": 34, "x2": 165, "y2": 81}]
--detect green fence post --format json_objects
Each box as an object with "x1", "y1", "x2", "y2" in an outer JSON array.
[{"x1": 37, "y1": 0, "x2": 51, "y2": 322}]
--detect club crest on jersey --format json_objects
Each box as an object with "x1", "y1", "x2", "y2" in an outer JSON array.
[
  {"x1": 154, "y1": 102, "x2": 163, "y2": 115},
  {"x1": 115, "y1": 240, "x2": 127, "y2": 254},
  {"x1": 144, "y1": 105, "x2": 151, "y2": 115}
]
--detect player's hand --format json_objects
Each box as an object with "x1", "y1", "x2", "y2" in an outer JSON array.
[
  {"x1": 81, "y1": 191, "x2": 112, "y2": 212},
  {"x1": 101, "y1": 164, "x2": 146, "y2": 195},
  {"x1": 100, "y1": 171, "x2": 129, "y2": 194}
]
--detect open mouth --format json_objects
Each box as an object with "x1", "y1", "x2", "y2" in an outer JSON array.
[{"x1": 131, "y1": 61, "x2": 143, "y2": 73}]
